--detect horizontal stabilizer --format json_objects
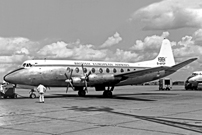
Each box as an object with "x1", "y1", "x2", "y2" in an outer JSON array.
[
  {"x1": 168, "y1": 58, "x2": 197, "y2": 71},
  {"x1": 114, "y1": 58, "x2": 197, "y2": 79}
]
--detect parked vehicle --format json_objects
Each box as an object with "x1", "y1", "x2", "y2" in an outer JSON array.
[{"x1": 159, "y1": 78, "x2": 172, "y2": 91}]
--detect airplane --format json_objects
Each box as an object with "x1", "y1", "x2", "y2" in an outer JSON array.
[
  {"x1": 185, "y1": 71, "x2": 202, "y2": 90},
  {"x1": 3, "y1": 39, "x2": 197, "y2": 98}
]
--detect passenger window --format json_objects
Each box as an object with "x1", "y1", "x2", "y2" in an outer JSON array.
[
  {"x1": 83, "y1": 68, "x2": 87, "y2": 73},
  {"x1": 120, "y1": 69, "x2": 124, "y2": 72},
  {"x1": 106, "y1": 68, "x2": 110, "y2": 73},
  {"x1": 92, "y1": 68, "x2": 95, "y2": 73},
  {"x1": 127, "y1": 69, "x2": 130, "y2": 71},
  {"x1": 75, "y1": 67, "x2": 79, "y2": 73},
  {"x1": 113, "y1": 68, "x2": 117, "y2": 73},
  {"x1": 99, "y1": 68, "x2": 103, "y2": 73},
  {"x1": 134, "y1": 69, "x2": 136, "y2": 70}
]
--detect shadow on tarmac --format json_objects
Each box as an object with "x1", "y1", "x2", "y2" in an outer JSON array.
[
  {"x1": 3, "y1": 91, "x2": 178, "y2": 101},
  {"x1": 50, "y1": 93, "x2": 156, "y2": 101},
  {"x1": 1, "y1": 93, "x2": 156, "y2": 101},
  {"x1": 64, "y1": 106, "x2": 202, "y2": 134}
]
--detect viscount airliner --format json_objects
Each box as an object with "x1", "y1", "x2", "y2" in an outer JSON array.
[{"x1": 4, "y1": 39, "x2": 197, "y2": 98}]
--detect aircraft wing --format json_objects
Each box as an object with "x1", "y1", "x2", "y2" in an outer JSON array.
[
  {"x1": 114, "y1": 58, "x2": 197, "y2": 79},
  {"x1": 166, "y1": 58, "x2": 197, "y2": 72}
]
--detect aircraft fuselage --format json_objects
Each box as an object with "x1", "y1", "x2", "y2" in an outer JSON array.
[{"x1": 4, "y1": 65, "x2": 172, "y2": 89}]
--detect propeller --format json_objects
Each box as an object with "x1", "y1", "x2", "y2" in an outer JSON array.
[
  {"x1": 81, "y1": 64, "x2": 91, "y2": 92},
  {"x1": 65, "y1": 69, "x2": 74, "y2": 93}
]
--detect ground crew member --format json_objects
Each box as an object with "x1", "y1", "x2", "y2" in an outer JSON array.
[
  {"x1": 0, "y1": 84, "x2": 4, "y2": 98},
  {"x1": 37, "y1": 84, "x2": 46, "y2": 103},
  {"x1": 0, "y1": 81, "x2": 6, "y2": 94}
]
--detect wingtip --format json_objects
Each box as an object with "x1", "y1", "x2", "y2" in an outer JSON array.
[{"x1": 190, "y1": 58, "x2": 198, "y2": 61}]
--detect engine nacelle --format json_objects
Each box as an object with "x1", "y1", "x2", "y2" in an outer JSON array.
[
  {"x1": 71, "y1": 74, "x2": 122, "y2": 87},
  {"x1": 88, "y1": 74, "x2": 121, "y2": 85},
  {"x1": 71, "y1": 77, "x2": 84, "y2": 87}
]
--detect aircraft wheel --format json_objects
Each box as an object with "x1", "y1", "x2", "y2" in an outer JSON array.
[
  {"x1": 103, "y1": 91, "x2": 112, "y2": 98},
  {"x1": 78, "y1": 90, "x2": 86, "y2": 97},
  {"x1": 30, "y1": 93, "x2": 36, "y2": 99}
]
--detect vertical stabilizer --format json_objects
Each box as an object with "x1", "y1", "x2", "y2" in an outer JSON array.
[
  {"x1": 154, "y1": 39, "x2": 175, "y2": 67},
  {"x1": 135, "y1": 39, "x2": 175, "y2": 67}
]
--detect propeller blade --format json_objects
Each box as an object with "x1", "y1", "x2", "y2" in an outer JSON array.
[
  {"x1": 86, "y1": 71, "x2": 91, "y2": 78},
  {"x1": 69, "y1": 81, "x2": 74, "y2": 90},
  {"x1": 84, "y1": 80, "x2": 88, "y2": 93},
  {"x1": 70, "y1": 69, "x2": 73, "y2": 78},
  {"x1": 65, "y1": 73, "x2": 68, "y2": 79},
  {"x1": 65, "y1": 68, "x2": 74, "y2": 92},
  {"x1": 66, "y1": 83, "x2": 69, "y2": 93},
  {"x1": 81, "y1": 64, "x2": 85, "y2": 76},
  {"x1": 81, "y1": 64, "x2": 89, "y2": 92}
]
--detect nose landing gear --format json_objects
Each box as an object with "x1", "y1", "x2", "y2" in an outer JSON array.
[{"x1": 29, "y1": 89, "x2": 36, "y2": 98}]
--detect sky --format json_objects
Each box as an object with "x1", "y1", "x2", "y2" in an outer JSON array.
[{"x1": 0, "y1": 0, "x2": 202, "y2": 81}]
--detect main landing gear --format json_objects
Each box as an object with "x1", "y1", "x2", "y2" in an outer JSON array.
[
  {"x1": 77, "y1": 87, "x2": 87, "y2": 97},
  {"x1": 29, "y1": 89, "x2": 37, "y2": 99},
  {"x1": 103, "y1": 86, "x2": 114, "y2": 98},
  {"x1": 78, "y1": 90, "x2": 86, "y2": 97}
]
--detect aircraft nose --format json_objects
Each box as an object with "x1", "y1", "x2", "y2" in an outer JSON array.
[
  {"x1": 188, "y1": 76, "x2": 197, "y2": 82},
  {"x1": 3, "y1": 68, "x2": 24, "y2": 83},
  {"x1": 4, "y1": 72, "x2": 17, "y2": 83}
]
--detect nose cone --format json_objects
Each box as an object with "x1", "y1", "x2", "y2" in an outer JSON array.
[
  {"x1": 188, "y1": 75, "x2": 200, "y2": 83},
  {"x1": 4, "y1": 72, "x2": 17, "y2": 83},
  {"x1": 3, "y1": 68, "x2": 24, "y2": 84}
]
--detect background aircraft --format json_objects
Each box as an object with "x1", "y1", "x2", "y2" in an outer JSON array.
[
  {"x1": 185, "y1": 71, "x2": 202, "y2": 90},
  {"x1": 3, "y1": 39, "x2": 197, "y2": 98}
]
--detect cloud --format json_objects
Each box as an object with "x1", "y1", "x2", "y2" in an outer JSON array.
[
  {"x1": 100, "y1": 32, "x2": 122, "y2": 48},
  {"x1": 104, "y1": 49, "x2": 140, "y2": 62},
  {"x1": 37, "y1": 40, "x2": 108, "y2": 60},
  {"x1": 0, "y1": 37, "x2": 39, "y2": 56},
  {"x1": 16, "y1": 48, "x2": 30, "y2": 55},
  {"x1": 173, "y1": 32, "x2": 202, "y2": 60},
  {"x1": 130, "y1": 32, "x2": 170, "y2": 60},
  {"x1": 131, "y1": 0, "x2": 202, "y2": 30}
]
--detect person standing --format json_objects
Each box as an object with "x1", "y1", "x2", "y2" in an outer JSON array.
[
  {"x1": 0, "y1": 84, "x2": 4, "y2": 98},
  {"x1": 37, "y1": 84, "x2": 46, "y2": 103},
  {"x1": 0, "y1": 81, "x2": 6, "y2": 95}
]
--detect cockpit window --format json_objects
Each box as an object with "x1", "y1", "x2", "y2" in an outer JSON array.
[
  {"x1": 28, "y1": 63, "x2": 32, "y2": 67},
  {"x1": 22, "y1": 63, "x2": 32, "y2": 67}
]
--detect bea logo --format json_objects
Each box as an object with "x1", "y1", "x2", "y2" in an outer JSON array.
[{"x1": 157, "y1": 57, "x2": 166, "y2": 65}]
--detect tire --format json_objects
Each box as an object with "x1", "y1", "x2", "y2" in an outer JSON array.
[
  {"x1": 78, "y1": 90, "x2": 86, "y2": 97},
  {"x1": 30, "y1": 93, "x2": 36, "y2": 99},
  {"x1": 103, "y1": 91, "x2": 112, "y2": 98}
]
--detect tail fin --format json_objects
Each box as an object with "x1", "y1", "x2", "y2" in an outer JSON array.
[
  {"x1": 135, "y1": 39, "x2": 175, "y2": 67},
  {"x1": 153, "y1": 39, "x2": 175, "y2": 67}
]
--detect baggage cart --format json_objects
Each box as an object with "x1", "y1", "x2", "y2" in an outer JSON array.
[{"x1": 0, "y1": 84, "x2": 17, "y2": 99}]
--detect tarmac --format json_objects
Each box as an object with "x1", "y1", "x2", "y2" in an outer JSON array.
[{"x1": 0, "y1": 85, "x2": 202, "y2": 135}]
